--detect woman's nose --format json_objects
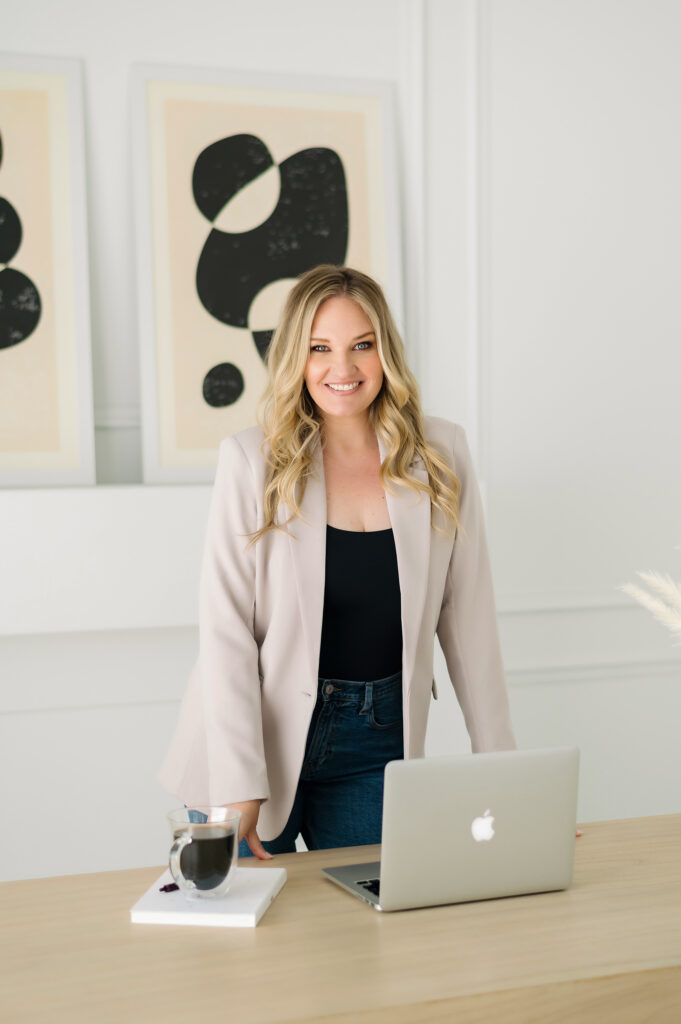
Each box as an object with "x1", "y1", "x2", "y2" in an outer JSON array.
[{"x1": 330, "y1": 353, "x2": 356, "y2": 376}]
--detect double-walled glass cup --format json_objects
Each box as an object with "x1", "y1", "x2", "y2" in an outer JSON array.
[{"x1": 167, "y1": 806, "x2": 241, "y2": 899}]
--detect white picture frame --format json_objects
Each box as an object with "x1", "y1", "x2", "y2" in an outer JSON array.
[
  {"x1": 0, "y1": 53, "x2": 95, "y2": 487},
  {"x1": 131, "y1": 63, "x2": 402, "y2": 484}
]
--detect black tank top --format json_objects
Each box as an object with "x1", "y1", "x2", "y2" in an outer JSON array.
[{"x1": 317, "y1": 525, "x2": 403, "y2": 681}]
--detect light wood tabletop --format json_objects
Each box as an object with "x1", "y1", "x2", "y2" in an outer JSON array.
[{"x1": 2, "y1": 815, "x2": 681, "y2": 1023}]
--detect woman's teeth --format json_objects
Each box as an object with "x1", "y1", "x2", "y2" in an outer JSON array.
[{"x1": 327, "y1": 382, "x2": 360, "y2": 391}]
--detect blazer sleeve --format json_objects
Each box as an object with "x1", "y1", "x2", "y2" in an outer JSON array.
[
  {"x1": 436, "y1": 425, "x2": 516, "y2": 752},
  {"x1": 198, "y1": 434, "x2": 270, "y2": 805}
]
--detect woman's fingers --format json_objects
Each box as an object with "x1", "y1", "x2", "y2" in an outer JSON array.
[
  {"x1": 230, "y1": 799, "x2": 273, "y2": 858},
  {"x1": 576, "y1": 828, "x2": 583, "y2": 837},
  {"x1": 247, "y1": 830, "x2": 273, "y2": 860}
]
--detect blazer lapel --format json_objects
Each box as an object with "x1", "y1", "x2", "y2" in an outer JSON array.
[
  {"x1": 377, "y1": 434, "x2": 431, "y2": 691},
  {"x1": 286, "y1": 429, "x2": 431, "y2": 688}
]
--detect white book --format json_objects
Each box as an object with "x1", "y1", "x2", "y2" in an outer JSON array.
[{"x1": 130, "y1": 867, "x2": 287, "y2": 928}]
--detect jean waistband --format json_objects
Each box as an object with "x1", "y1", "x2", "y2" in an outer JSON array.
[{"x1": 316, "y1": 668, "x2": 402, "y2": 700}]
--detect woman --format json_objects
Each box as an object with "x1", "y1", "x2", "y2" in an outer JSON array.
[{"x1": 159, "y1": 264, "x2": 516, "y2": 859}]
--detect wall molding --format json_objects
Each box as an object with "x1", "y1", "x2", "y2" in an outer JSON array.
[
  {"x1": 398, "y1": 0, "x2": 427, "y2": 384},
  {"x1": 0, "y1": 697, "x2": 180, "y2": 718},
  {"x1": 497, "y1": 594, "x2": 640, "y2": 615},
  {"x1": 94, "y1": 404, "x2": 140, "y2": 430},
  {"x1": 467, "y1": 0, "x2": 485, "y2": 469},
  {"x1": 3, "y1": 653, "x2": 677, "y2": 717},
  {"x1": 507, "y1": 657, "x2": 681, "y2": 688}
]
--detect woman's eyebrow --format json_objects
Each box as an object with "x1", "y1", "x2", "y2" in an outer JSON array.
[{"x1": 310, "y1": 330, "x2": 376, "y2": 342}]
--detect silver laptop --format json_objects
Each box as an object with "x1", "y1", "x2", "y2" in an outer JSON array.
[{"x1": 323, "y1": 746, "x2": 579, "y2": 912}]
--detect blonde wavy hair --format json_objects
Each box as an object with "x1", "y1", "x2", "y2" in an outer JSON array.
[{"x1": 247, "y1": 264, "x2": 460, "y2": 546}]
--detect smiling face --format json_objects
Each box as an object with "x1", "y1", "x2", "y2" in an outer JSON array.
[{"x1": 304, "y1": 294, "x2": 384, "y2": 424}]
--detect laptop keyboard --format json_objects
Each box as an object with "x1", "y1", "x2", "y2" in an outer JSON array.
[{"x1": 357, "y1": 878, "x2": 381, "y2": 897}]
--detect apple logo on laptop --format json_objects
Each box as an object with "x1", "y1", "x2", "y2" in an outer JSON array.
[{"x1": 471, "y1": 809, "x2": 495, "y2": 842}]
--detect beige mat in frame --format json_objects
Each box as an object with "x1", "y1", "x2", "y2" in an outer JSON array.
[{"x1": 0, "y1": 54, "x2": 94, "y2": 486}]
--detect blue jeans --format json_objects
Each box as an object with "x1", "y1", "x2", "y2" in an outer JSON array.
[{"x1": 239, "y1": 668, "x2": 404, "y2": 856}]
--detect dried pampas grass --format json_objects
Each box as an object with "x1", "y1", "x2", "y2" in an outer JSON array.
[{"x1": 620, "y1": 556, "x2": 681, "y2": 645}]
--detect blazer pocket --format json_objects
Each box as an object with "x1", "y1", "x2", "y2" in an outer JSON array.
[{"x1": 431, "y1": 677, "x2": 439, "y2": 701}]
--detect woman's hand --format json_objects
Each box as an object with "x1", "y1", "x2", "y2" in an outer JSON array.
[
  {"x1": 230, "y1": 799, "x2": 273, "y2": 860},
  {"x1": 576, "y1": 828, "x2": 583, "y2": 838}
]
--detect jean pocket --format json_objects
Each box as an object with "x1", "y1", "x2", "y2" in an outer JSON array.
[{"x1": 368, "y1": 690, "x2": 403, "y2": 730}]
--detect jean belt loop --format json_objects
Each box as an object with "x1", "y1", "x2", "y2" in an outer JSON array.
[{"x1": 360, "y1": 680, "x2": 373, "y2": 715}]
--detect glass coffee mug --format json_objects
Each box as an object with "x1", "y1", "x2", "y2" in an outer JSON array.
[{"x1": 167, "y1": 806, "x2": 242, "y2": 899}]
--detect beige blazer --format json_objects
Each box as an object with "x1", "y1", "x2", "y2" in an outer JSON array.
[{"x1": 158, "y1": 415, "x2": 516, "y2": 840}]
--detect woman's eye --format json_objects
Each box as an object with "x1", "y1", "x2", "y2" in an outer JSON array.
[{"x1": 309, "y1": 341, "x2": 373, "y2": 353}]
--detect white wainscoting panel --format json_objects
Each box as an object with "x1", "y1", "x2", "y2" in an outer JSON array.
[
  {"x1": 0, "y1": 487, "x2": 211, "y2": 635},
  {"x1": 2, "y1": 619, "x2": 679, "y2": 880},
  {"x1": 1, "y1": 700, "x2": 182, "y2": 881},
  {"x1": 427, "y1": 643, "x2": 681, "y2": 826},
  {"x1": 0, "y1": 627, "x2": 196, "y2": 881},
  {"x1": 480, "y1": 0, "x2": 681, "y2": 605}
]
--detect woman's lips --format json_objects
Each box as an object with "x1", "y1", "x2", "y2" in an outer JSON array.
[{"x1": 324, "y1": 382, "x2": 362, "y2": 394}]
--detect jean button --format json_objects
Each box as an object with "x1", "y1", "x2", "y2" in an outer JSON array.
[{"x1": 324, "y1": 683, "x2": 335, "y2": 695}]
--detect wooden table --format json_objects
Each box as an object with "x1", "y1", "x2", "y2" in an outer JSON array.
[{"x1": 2, "y1": 815, "x2": 681, "y2": 1023}]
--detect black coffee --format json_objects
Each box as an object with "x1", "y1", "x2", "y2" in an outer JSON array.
[{"x1": 176, "y1": 827, "x2": 235, "y2": 890}]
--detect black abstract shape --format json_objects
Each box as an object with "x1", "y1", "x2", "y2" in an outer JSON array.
[
  {"x1": 0, "y1": 128, "x2": 42, "y2": 349},
  {"x1": 195, "y1": 145, "x2": 348, "y2": 330},
  {"x1": 192, "y1": 135, "x2": 274, "y2": 221},
  {"x1": 202, "y1": 362, "x2": 244, "y2": 407},
  {"x1": 252, "y1": 329, "x2": 274, "y2": 360},
  {"x1": 191, "y1": 134, "x2": 349, "y2": 410},
  {"x1": 0, "y1": 197, "x2": 22, "y2": 263},
  {"x1": 0, "y1": 267, "x2": 42, "y2": 349}
]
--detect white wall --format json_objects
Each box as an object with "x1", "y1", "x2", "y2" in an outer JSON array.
[
  {"x1": 480, "y1": 0, "x2": 681, "y2": 820},
  {"x1": 2, "y1": 0, "x2": 680, "y2": 881}
]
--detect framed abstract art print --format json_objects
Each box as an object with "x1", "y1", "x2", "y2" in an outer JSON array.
[
  {"x1": 131, "y1": 64, "x2": 402, "y2": 483},
  {"x1": 0, "y1": 54, "x2": 95, "y2": 486}
]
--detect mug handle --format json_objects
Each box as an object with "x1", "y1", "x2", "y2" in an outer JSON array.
[{"x1": 169, "y1": 834, "x2": 195, "y2": 890}]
